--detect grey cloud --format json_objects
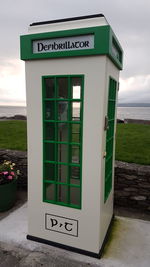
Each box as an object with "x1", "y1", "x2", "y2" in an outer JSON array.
[
  {"x1": 118, "y1": 75, "x2": 150, "y2": 103},
  {"x1": 0, "y1": 0, "x2": 150, "y2": 104}
]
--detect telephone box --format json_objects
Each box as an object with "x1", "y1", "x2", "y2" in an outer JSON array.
[{"x1": 20, "y1": 14, "x2": 123, "y2": 258}]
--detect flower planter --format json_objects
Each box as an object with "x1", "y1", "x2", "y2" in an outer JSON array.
[{"x1": 0, "y1": 179, "x2": 17, "y2": 212}]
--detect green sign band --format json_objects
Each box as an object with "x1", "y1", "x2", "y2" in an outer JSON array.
[{"x1": 20, "y1": 25, "x2": 123, "y2": 70}]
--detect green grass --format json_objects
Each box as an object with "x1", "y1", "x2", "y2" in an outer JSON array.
[
  {"x1": 0, "y1": 121, "x2": 27, "y2": 151},
  {"x1": 0, "y1": 121, "x2": 150, "y2": 165},
  {"x1": 115, "y1": 123, "x2": 150, "y2": 165}
]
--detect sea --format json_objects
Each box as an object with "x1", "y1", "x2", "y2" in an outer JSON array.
[
  {"x1": 0, "y1": 106, "x2": 26, "y2": 117},
  {"x1": 117, "y1": 107, "x2": 150, "y2": 120},
  {"x1": 0, "y1": 105, "x2": 150, "y2": 121}
]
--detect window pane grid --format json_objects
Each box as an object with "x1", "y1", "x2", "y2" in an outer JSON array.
[
  {"x1": 104, "y1": 78, "x2": 117, "y2": 202},
  {"x1": 44, "y1": 120, "x2": 81, "y2": 124},
  {"x1": 68, "y1": 123, "x2": 71, "y2": 202},
  {"x1": 43, "y1": 75, "x2": 83, "y2": 209},
  {"x1": 44, "y1": 99, "x2": 82, "y2": 103},
  {"x1": 44, "y1": 178, "x2": 80, "y2": 187},
  {"x1": 44, "y1": 140, "x2": 81, "y2": 145},
  {"x1": 44, "y1": 160, "x2": 80, "y2": 167}
]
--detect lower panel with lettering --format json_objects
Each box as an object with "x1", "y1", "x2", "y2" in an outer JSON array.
[{"x1": 45, "y1": 213, "x2": 78, "y2": 237}]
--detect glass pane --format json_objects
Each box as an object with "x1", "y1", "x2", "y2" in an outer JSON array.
[
  {"x1": 45, "y1": 143, "x2": 55, "y2": 161},
  {"x1": 72, "y1": 77, "x2": 82, "y2": 99},
  {"x1": 70, "y1": 166, "x2": 80, "y2": 185},
  {"x1": 58, "y1": 164, "x2": 67, "y2": 183},
  {"x1": 44, "y1": 122, "x2": 55, "y2": 141},
  {"x1": 57, "y1": 123, "x2": 68, "y2": 142},
  {"x1": 73, "y1": 86, "x2": 81, "y2": 99},
  {"x1": 45, "y1": 101, "x2": 55, "y2": 120},
  {"x1": 70, "y1": 187, "x2": 80, "y2": 206},
  {"x1": 45, "y1": 183, "x2": 55, "y2": 201},
  {"x1": 71, "y1": 166, "x2": 80, "y2": 179},
  {"x1": 45, "y1": 78, "x2": 55, "y2": 98},
  {"x1": 58, "y1": 101, "x2": 68, "y2": 121},
  {"x1": 71, "y1": 146, "x2": 80, "y2": 164},
  {"x1": 58, "y1": 185, "x2": 68, "y2": 203},
  {"x1": 71, "y1": 124, "x2": 80, "y2": 143},
  {"x1": 72, "y1": 102, "x2": 81, "y2": 121},
  {"x1": 44, "y1": 163, "x2": 55, "y2": 181},
  {"x1": 57, "y1": 77, "x2": 68, "y2": 99},
  {"x1": 58, "y1": 144, "x2": 68, "y2": 163}
]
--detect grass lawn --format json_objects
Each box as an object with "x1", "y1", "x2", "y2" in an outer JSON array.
[
  {"x1": 0, "y1": 121, "x2": 150, "y2": 165},
  {"x1": 115, "y1": 123, "x2": 150, "y2": 165},
  {"x1": 0, "y1": 120, "x2": 27, "y2": 151}
]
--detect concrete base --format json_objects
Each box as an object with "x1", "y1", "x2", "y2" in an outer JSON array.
[{"x1": 0, "y1": 203, "x2": 150, "y2": 266}]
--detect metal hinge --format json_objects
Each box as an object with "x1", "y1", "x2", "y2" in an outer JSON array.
[
  {"x1": 103, "y1": 151, "x2": 107, "y2": 158},
  {"x1": 104, "y1": 116, "x2": 109, "y2": 131}
]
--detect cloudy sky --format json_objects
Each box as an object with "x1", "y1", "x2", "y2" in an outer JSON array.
[{"x1": 0, "y1": 0, "x2": 150, "y2": 106}]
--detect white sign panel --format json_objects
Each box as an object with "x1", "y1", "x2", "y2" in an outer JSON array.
[
  {"x1": 45, "y1": 214, "x2": 78, "y2": 237},
  {"x1": 33, "y1": 34, "x2": 94, "y2": 54},
  {"x1": 112, "y1": 43, "x2": 120, "y2": 61}
]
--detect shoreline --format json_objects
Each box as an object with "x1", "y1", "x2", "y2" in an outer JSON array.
[
  {"x1": 0, "y1": 115, "x2": 150, "y2": 125},
  {"x1": 117, "y1": 118, "x2": 150, "y2": 125},
  {"x1": 0, "y1": 115, "x2": 27, "y2": 121}
]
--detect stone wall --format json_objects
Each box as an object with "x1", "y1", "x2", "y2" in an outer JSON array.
[
  {"x1": 115, "y1": 161, "x2": 150, "y2": 213},
  {"x1": 0, "y1": 149, "x2": 149, "y2": 212},
  {"x1": 124, "y1": 119, "x2": 150, "y2": 125}
]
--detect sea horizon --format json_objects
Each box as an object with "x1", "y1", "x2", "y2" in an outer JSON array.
[
  {"x1": 0, "y1": 102, "x2": 150, "y2": 108},
  {"x1": 0, "y1": 106, "x2": 27, "y2": 117},
  {"x1": 0, "y1": 104, "x2": 150, "y2": 121},
  {"x1": 117, "y1": 103, "x2": 150, "y2": 107},
  {"x1": 0, "y1": 105, "x2": 26, "y2": 107}
]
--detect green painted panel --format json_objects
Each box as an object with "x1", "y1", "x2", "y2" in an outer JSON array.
[
  {"x1": 20, "y1": 26, "x2": 123, "y2": 69},
  {"x1": 43, "y1": 75, "x2": 84, "y2": 209},
  {"x1": 104, "y1": 77, "x2": 117, "y2": 202}
]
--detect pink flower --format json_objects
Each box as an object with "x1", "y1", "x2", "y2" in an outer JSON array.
[
  {"x1": 7, "y1": 175, "x2": 13, "y2": 180},
  {"x1": 3, "y1": 171, "x2": 8, "y2": 175},
  {"x1": 10, "y1": 172, "x2": 15, "y2": 176}
]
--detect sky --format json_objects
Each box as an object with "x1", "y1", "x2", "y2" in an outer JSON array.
[{"x1": 0, "y1": 0, "x2": 150, "y2": 106}]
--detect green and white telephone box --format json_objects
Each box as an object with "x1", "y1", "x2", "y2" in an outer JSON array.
[{"x1": 20, "y1": 14, "x2": 123, "y2": 258}]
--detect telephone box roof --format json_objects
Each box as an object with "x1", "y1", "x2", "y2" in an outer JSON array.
[{"x1": 30, "y1": 14, "x2": 105, "y2": 27}]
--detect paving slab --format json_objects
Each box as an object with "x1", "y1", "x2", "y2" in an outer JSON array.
[{"x1": 0, "y1": 203, "x2": 150, "y2": 267}]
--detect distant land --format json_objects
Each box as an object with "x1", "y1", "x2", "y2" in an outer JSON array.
[{"x1": 117, "y1": 103, "x2": 150, "y2": 107}]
